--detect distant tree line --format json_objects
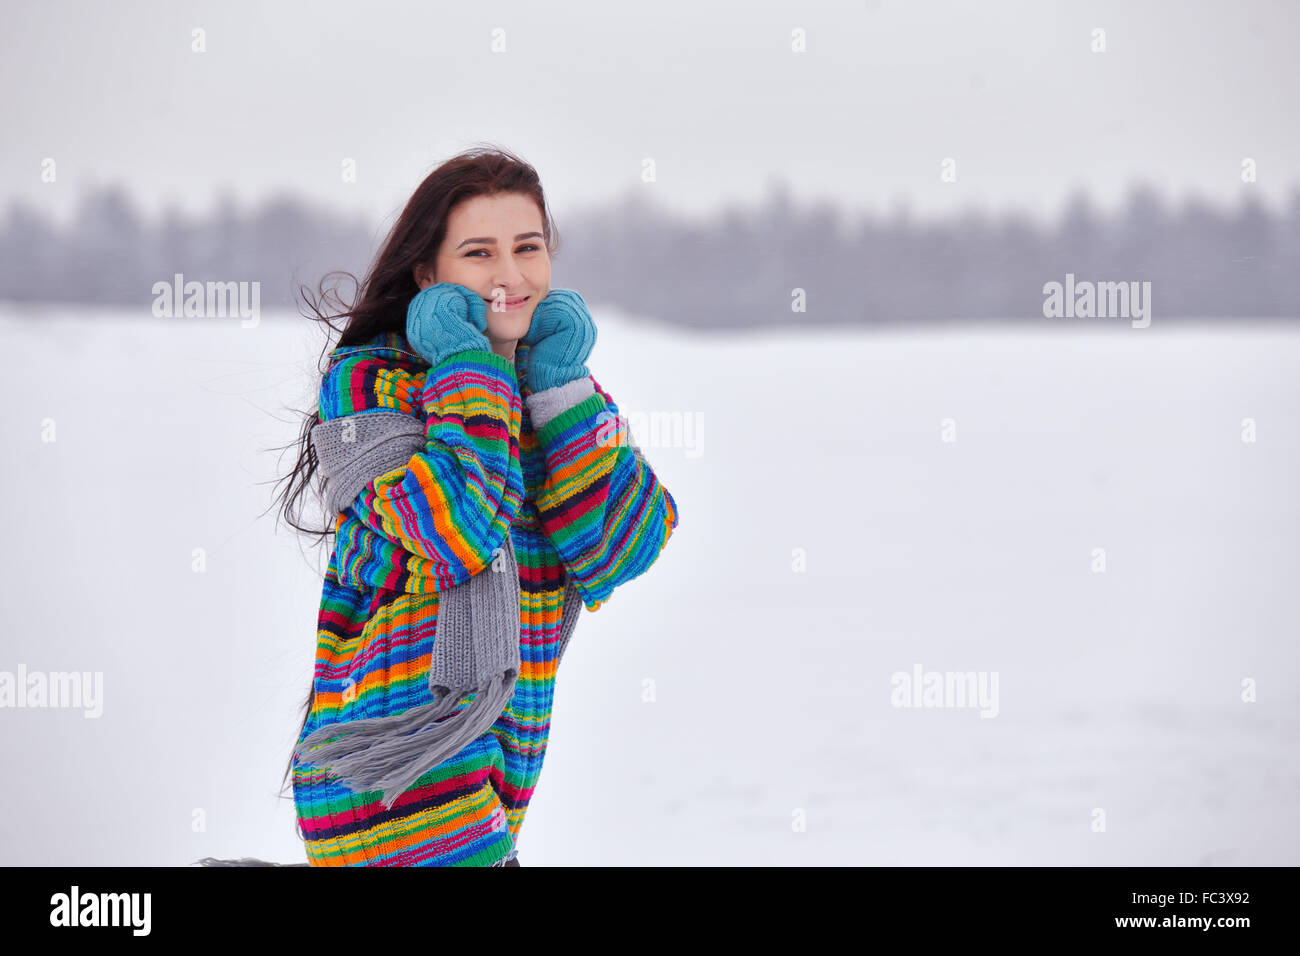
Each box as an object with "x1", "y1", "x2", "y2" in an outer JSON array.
[{"x1": 1, "y1": 180, "x2": 1295, "y2": 324}]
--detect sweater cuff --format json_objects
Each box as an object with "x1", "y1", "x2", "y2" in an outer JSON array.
[
  {"x1": 525, "y1": 377, "x2": 597, "y2": 431},
  {"x1": 437, "y1": 348, "x2": 519, "y2": 381}
]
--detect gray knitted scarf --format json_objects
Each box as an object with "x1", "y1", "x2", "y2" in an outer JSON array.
[{"x1": 291, "y1": 362, "x2": 592, "y2": 811}]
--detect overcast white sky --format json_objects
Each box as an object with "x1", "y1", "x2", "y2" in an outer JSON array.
[{"x1": 3, "y1": 0, "x2": 1298, "y2": 230}]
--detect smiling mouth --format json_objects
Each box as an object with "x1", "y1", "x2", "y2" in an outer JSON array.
[{"x1": 487, "y1": 295, "x2": 530, "y2": 310}]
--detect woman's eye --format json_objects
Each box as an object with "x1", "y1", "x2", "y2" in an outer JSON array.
[{"x1": 467, "y1": 245, "x2": 539, "y2": 257}]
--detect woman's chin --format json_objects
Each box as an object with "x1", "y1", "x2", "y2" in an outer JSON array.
[{"x1": 487, "y1": 320, "x2": 532, "y2": 341}]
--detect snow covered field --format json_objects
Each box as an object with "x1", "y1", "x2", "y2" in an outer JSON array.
[{"x1": 1, "y1": 303, "x2": 1297, "y2": 866}]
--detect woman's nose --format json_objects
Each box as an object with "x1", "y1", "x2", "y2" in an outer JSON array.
[{"x1": 494, "y1": 260, "x2": 525, "y2": 289}]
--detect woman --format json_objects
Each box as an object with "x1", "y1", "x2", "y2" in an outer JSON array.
[{"x1": 201, "y1": 146, "x2": 679, "y2": 867}]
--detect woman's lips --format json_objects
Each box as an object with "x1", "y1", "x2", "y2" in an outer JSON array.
[{"x1": 488, "y1": 295, "x2": 530, "y2": 311}]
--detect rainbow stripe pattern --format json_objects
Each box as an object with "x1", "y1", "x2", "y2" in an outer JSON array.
[{"x1": 292, "y1": 332, "x2": 679, "y2": 865}]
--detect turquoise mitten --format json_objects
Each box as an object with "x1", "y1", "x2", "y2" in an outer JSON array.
[
  {"x1": 405, "y1": 282, "x2": 492, "y2": 368},
  {"x1": 520, "y1": 289, "x2": 597, "y2": 393}
]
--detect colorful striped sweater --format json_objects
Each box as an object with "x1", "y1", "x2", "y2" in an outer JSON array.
[{"x1": 292, "y1": 330, "x2": 679, "y2": 865}]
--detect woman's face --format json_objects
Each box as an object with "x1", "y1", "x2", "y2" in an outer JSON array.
[{"x1": 414, "y1": 191, "x2": 551, "y2": 359}]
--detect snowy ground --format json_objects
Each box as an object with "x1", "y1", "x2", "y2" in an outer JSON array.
[{"x1": 0, "y1": 303, "x2": 1297, "y2": 866}]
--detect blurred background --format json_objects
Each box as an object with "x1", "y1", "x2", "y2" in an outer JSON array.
[{"x1": 0, "y1": 0, "x2": 1297, "y2": 866}]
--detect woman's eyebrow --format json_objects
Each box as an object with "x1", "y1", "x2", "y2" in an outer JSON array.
[{"x1": 456, "y1": 232, "x2": 544, "y2": 249}]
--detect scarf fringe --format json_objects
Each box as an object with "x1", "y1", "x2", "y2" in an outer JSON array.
[
  {"x1": 194, "y1": 857, "x2": 308, "y2": 866},
  {"x1": 293, "y1": 670, "x2": 518, "y2": 811}
]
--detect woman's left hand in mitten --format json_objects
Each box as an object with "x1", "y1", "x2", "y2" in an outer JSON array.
[{"x1": 521, "y1": 289, "x2": 597, "y2": 393}]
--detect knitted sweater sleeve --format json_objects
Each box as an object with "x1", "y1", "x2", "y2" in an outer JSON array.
[
  {"x1": 525, "y1": 374, "x2": 679, "y2": 611},
  {"x1": 319, "y1": 347, "x2": 525, "y2": 585}
]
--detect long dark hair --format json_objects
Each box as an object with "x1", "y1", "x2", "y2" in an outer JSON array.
[{"x1": 266, "y1": 143, "x2": 561, "y2": 807}]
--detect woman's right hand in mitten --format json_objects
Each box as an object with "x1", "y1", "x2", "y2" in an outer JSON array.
[{"x1": 405, "y1": 282, "x2": 492, "y2": 368}]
